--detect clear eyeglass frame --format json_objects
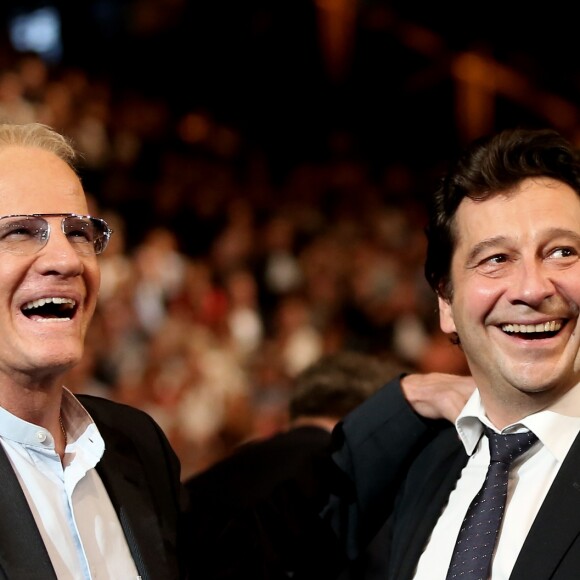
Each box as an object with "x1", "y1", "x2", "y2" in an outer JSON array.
[{"x1": 0, "y1": 213, "x2": 113, "y2": 255}]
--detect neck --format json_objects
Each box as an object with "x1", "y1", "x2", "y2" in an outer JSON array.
[
  {"x1": 289, "y1": 416, "x2": 338, "y2": 432},
  {"x1": 0, "y1": 382, "x2": 67, "y2": 461},
  {"x1": 480, "y1": 388, "x2": 560, "y2": 429}
]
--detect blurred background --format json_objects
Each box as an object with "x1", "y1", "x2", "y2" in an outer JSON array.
[{"x1": 0, "y1": 0, "x2": 577, "y2": 478}]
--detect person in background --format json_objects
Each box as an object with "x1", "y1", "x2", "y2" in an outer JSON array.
[
  {"x1": 184, "y1": 350, "x2": 475, "y2": 579},
  {"x1": 0, "y1": 122, "x2": 187, "y2": 579},
  {"x1": 324, "y1": 127, "x2": 580, "y2": 579}
]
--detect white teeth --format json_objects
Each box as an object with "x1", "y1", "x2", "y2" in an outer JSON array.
[
  {"x1": 501, "y1": 321, "x2": 562, "y2": 333},
  {"x1": 22, "y1": 297, "x2": 76, "y2": 311}
]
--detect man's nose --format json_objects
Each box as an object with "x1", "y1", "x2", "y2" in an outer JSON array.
[
  {"x1": 37, "y1": 223, "x2": 84, "y2": 273},
  {"x1": 505, "y1": 260, "x2": 555, "y2": 305}
]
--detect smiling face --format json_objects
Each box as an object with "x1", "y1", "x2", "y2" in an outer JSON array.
[
  {"x1": 439, "y1": 177, "x2": 580, "y2": 425},
  {"x1": 0, "y1": 145, "x2": 100, "y2": 382}
]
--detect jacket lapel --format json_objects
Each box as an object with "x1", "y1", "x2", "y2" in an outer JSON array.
[
  {"x1": 393, "y1": 427, "x2": 580, "y2": 580},
  {"x1": 510, "y1": 431, "x2": 580, "y2": 579},
  {"x1": 0, "y1": 445, "x2": 57, "y2": 579},
  {"x1": 391, "y1": 429, "x2": 467, "y2": 580},
  {"x1": 95, "y1": 424, "x2": 170, "y2": 580}
]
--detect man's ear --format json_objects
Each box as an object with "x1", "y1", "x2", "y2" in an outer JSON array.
[{"x1": 438, "y1": 295, "x2": 456, "y2": 334}]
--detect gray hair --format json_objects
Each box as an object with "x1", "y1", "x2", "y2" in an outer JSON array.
[{"x1": 0, "y1": 122, "x2": 77, "y2": 169}]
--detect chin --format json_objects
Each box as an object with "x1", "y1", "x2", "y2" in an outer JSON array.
[
  {"x1": 35, "y1": 350, "x2": 82, "y2": 373},
  {"x1": 512, "y1": 376, "x2": 565, "y2": 397}
]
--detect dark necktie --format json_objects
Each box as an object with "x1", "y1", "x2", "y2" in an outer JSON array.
[{"x1": 446, "y1": 426, "x2": 538, "y2": 580}]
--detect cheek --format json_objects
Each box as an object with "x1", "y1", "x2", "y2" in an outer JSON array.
[
  {"x1": 85, "y1": 262, "x2": 101, "y2": 300},
  {"x1": 439, "y1": 278, "x2": 502, "y2": 335},
  {"x1": 557, "y1": 271, "x2": 580, "y2": 305}
]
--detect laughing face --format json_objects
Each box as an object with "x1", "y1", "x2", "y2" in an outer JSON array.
[
  {"x1": 439, "y1": 177, "x2": 580, "y2": 425},
  {"x1": 0, "y1": 145, "x2": 100, "y2": 381}
]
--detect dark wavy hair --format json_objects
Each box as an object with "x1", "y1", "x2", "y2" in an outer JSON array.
[{"x1": 425, "y1": 127, "x2": 580, "y2": 301}]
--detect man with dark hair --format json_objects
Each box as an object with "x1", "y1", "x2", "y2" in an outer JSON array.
[
  {"x1": 288, "y1": 351, "x2": 400, "y2": 428},
  {"x1": 184, "y1": 351, "x2": 404, "y2": 578},
  {"x1": 325, "y1": 127, "x2": 580, "y2": 579}
]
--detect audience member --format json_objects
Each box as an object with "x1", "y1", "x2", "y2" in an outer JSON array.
[{"x1": 184, "y1": 350, "x2": 474, "y2": 579}]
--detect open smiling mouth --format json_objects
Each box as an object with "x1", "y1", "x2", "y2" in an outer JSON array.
[
  {"x1": 21, "y1": 297, "x2": 77, "y2": 321},
  {"x1": 501, "y1": 320, "x2": 564, "y2": 340}
]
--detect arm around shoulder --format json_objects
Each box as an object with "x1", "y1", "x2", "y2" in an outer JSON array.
[{"x1": 323, "y1": 372, "x2": 473, "y2": 561}]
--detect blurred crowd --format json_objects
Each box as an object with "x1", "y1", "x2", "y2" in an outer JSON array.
[{"x1": 0, "y1": 49, "x2": 469, "y2": 478}]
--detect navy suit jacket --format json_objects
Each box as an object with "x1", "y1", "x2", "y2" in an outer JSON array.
[
  {"x1": 327, "y1": 377, "x2": 580, "y2": 579},
  {"x1": 0, "y1": 395, "x2": 188, "y2": 580}
]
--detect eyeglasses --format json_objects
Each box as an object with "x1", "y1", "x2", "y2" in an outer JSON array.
[{"x1": 0, "y1": 213, "x2": 112, "y2": 255}]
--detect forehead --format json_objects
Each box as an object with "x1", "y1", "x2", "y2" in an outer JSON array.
[
  {"x1": 453, "y1": 177, "x2": 580, "y2": 245},
  {"x1": 0, "y1": 145, "x2": 87, "y2": 215}
]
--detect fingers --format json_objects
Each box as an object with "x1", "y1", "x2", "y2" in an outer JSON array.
[{"x1": 400, "y1": 373, "x2": 475, "y2": 422}]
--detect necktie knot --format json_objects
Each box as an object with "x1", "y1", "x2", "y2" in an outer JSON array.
[{"x1": 484, "y1": 426, "x2": 538, "y2": 465}]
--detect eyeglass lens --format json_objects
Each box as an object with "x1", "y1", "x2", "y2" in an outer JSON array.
[{"x1": 0, "y1": 215, "x2": 110, "y2": 255}]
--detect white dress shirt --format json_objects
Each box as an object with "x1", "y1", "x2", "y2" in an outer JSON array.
[
  {"x1": 0, "y1": 388, "x2": 140, "y2": 580},
  {"x1": 413, "y1": 385, "x2": 580, "y2": 580}
]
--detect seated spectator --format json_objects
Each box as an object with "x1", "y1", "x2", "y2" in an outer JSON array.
[{"x1": 184, "y1": 351, "x2": 472, "y2": 579}]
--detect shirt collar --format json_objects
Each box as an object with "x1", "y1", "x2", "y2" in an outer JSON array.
[
  {"x1": 455, "y1": 386, "x2": 580, "y2": 462},
  {"x1": 61, "y1": 387, "x2": 97, "y2": 443},
  {"x1": 0, "y1": 387, "x2": 104, "y2": 459},
  {"x1": 0, "y1": 403, "x2": 52, "y2": 447}
]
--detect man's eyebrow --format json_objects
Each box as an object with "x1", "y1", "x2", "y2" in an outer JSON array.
[
  {"x1": 545, "y1": 227, "x2": 580, "y2": 242},
  {"x1": 465, "y1": 229, "x2": 580, "y2": 264},
  {"x1": 465, "y1": 236, "x2": 509, "y2": 264}
]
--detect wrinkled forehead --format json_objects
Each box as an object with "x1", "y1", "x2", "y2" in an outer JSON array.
[
  {"x1": 0, "y1": 145, "x2": 87, "y2": 215},
  {"x1": 452, "y1": 177, "x2": 580, "y2": 249}
]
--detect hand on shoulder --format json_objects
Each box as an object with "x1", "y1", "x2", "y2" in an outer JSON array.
[{"x1": 400, "y1": 373, "x2": 475, "y2": 423}]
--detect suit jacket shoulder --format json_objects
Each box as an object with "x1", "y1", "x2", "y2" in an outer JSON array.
[{"x1": 325, "y1": 376, "x2": 445, "y2": 559}]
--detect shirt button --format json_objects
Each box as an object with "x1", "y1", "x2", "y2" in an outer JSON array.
[{"x1": 36, "y1": 431, "x2": 47, "y2": 443}]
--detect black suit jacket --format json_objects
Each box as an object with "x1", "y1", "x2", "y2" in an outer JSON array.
[
  {"x1": 0, "y1": 395, "x2": 188, "y2": 580},
  {"x1": 184, "y1": 424, "x2": 392, "y2": 580},
  {"x1": 185, "y1": 426, "x2": 344, "y2": 579},
  {"x1": 327, "y1": 377, "x2": 580, "y2": 579}
]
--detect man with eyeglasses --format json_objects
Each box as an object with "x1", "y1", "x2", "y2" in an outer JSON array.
[{"x1": 0, "y1": 123, "x2": 187, "y2": 579}]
